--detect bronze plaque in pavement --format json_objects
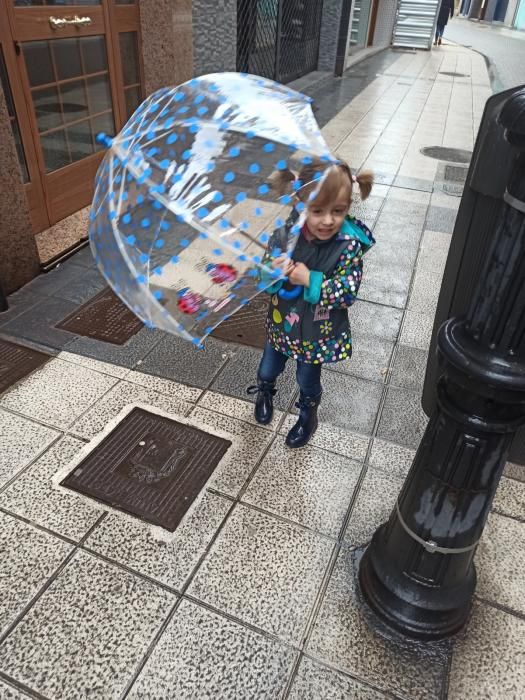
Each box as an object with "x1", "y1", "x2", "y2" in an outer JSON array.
[
  {"x1": 212, "y1": 295, "x2": 268, "y2": 349},
  {"x1": 0, "y1": 339, "x2": 50, "y2": 395},
  {"x1": 56, "y1": 287, "x2": 143, "y2": 345},
  {"x1": 61, "y1": 407, "x2": 231, "y2": 531}
]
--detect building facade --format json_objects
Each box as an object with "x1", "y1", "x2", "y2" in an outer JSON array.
[{"x1": 0, "y1": 0, "x2": 396, "y2": 295}]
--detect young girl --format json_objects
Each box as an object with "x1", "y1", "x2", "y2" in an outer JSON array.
[{"x1": 248, "y1": 160, "x2": 375, "y2": 448}]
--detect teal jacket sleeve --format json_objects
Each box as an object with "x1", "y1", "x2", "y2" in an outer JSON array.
[{"x1": 303, "y1": 270, "x2": 324, "y2": 304}]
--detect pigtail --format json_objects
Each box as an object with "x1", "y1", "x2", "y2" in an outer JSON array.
[
  {"x1": 267, "y1": 168, "x2": 296, "y2": 196},
  {"x1": 355, "y1": 170, "x2": 374, "y2": 200}
]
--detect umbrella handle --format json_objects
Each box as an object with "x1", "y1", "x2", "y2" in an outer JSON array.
[{"x1": 278, "y1": 284, "x2": 302, "y2": 300}]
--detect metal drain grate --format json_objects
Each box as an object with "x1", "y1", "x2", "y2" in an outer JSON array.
[
  {"x1": 0, "y1": 339, "x2": 50, "y2": 394},
  {"x1": 61, "y1": 407, "x2": 231, "y2": 531},
  {"x1": 56, "y1": 287, "x2": 143, "y2": 345},
  {"x1": 421, "y1": 146, "x2": 472, "y2": 164},
  {"x1": 211, "y1": 295, "x2": 268, "y2": 349}
]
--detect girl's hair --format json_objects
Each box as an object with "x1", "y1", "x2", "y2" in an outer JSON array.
[{"x1": 268, "y1": 158, "x2": 373, "y2": 206}]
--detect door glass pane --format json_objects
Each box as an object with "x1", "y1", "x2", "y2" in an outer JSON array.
[
  {"x1": 92, "y1": 112, "x2": 115, "y2": 150},
  {"x1": 349, "y1": 0, "x2": 373, "y2": 53},
  {"x1": 40, "y1": 129, "x2": 69, "y2": 172},
  {"x1": 33, "y1": 86, "x2": 63, "y2": 131},
  {"x1": 53, "y1": 38, "x2": 82, "y2": 81},
  {"x1": 119, "y1": 32, "x2": 139, "y2": 86},
  {"x1": 82, "y1": 35, "x2": 108, "y2": 74},
  {"x1": 86, "y1": 75, "x2": 112, "y2": 113},
  {"x1": 60, "y1": 80, "x2": 89, "y2": 122},
  {"x1": 124, "y1": 85, "x2": 140, "y2": 119},
  {"x1": 0, "y1": 48, "x2": 29, "y2": 182},
  {"x1": 67, "y1": 119, "x2": 94, "y2": 162},
  {"x1": 23, "y1": 41, "x2": 54, "y2": 86}
]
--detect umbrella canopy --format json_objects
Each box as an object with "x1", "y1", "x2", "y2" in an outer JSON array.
[{"x1": 89, "y1": 72, "x2": 335, "y2": 346}]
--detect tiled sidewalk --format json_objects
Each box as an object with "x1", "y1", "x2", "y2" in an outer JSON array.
[{"x1": 0, "y1": 46, "x2": 524, "y2": 699}]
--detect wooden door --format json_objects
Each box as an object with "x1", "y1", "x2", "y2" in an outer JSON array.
[{"x1": 1, "y1": 0, "x2": 143, "y2": 229}]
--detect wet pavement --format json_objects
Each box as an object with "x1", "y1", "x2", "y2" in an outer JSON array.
[{"x1": 0, "y1": 44, "x2": 524, "y2": 699}]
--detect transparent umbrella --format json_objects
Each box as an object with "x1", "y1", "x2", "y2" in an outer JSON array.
[{"x1": 89, "y1": 72, "x2": 336, "y2": 347}]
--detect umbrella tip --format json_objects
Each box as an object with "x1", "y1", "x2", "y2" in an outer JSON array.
[{"x1": 96, "y1": 132, "x2": 113, "y2": 148}]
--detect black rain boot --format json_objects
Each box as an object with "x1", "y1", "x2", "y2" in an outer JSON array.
[
  {"x1": 285, "y1": 393, "x2": 321, "y2": 449},
  {"x1": 247, "y1": 378, "x2": 277, "y2": 425}
]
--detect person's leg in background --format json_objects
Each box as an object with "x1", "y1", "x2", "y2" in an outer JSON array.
[
  {"x1": 285, "y1": 361, "x2": 322, "y2": 448},
  {"x1": 249, "y1": 342, "x2": 288, "y2": 424}
]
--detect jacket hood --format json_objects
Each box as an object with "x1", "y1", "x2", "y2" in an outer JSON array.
[{"x1": 337, "y1": 216, "x2": 375, "y2": 253}]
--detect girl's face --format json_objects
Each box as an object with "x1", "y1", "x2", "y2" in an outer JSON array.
[{"x1": 305, "y1": 184, "x2": 351, "y2": 241}]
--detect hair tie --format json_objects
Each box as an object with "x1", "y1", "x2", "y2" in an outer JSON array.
[{"x1": 351, "y1": 174, "x2": 357, "y2": 183}]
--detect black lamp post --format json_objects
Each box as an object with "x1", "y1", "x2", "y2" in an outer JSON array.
[{"x1": 359, "y1": 88, "x2": 525, "y2": 640}]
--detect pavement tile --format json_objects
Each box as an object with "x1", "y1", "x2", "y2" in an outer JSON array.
[
  {"x1": 318, "y1": 372, "x2": 384, "y2": 435},
  {"x1": 308, "y1": 549, "x2": 449, "y2": 699},
  {"x1": 56, "y1": 350, "x2": 131, "y2": 379},
  {"x1": 128, "y1": 599, "x2": 296, "y2": 700},
  {"x1": 0, "y1": 409, "x2": 59, "y2": 489},
  {"x1": 211, "y1": 345, "x2": 298, "y2": 411},
  {"x1": 503, "y1": 461, "x2": 525, "y2": 483},
  {"x1": 189, "y1": 408, "x2": 274, "y2": 496},
  {"x1": 138, "y1": 334, "x2": 228, "y2": 388},
  {"x1": 68, "y1": 245, "x2": 95, "y2": 267},
  {"x1": 0, "y1": 511, "x2": 72, "y2": 638},
  {"x1": 84, "y1": 492, "x2": 232, "y2": 591},
  {"x1": 475, "y1": 513, "x2": 525, "y2": 616},
  {"x1": 368, "y1": 438, "x2": 416, "y2": 479},
  {"x1": 279, "y1": 419, "x2": 370, "y2": 461},
  {"x1": 492, "y1": 475, "x2": 525, "y2": 521},
  {"x1": 0, "y1": 359, "x2": 118, "y2": 431},
  {"x1": 425, "y1": 205, "x2": 458, "y2": 234},
  {"x1": 326, "y1": 334, "x2": 394, "y2": 384},
  {"x1": 359, "y1": 262, "x2": 412, "y2": 309},
  {"x1": 377, "y1": 386, "x2": 428, "y2": 449},
  {"x1": 243, "y1": 441, "x2": 361, "y2": 538},
  {"x1": 289, "y1": 656, "x2": 388, "y2": 700},
  {"x1": 0, "y1": 436, "x2": 103, "y2": 541},
  {"x1": 65, "y1": 327, "x2": 162, "y2": 370},
  {"x1": 0, "y1": 290, "x2": 41, "y2": 328},
  {"x1": 399, "y1": 310, "x2": 435, "y2": 350},
  {"x1": 408, "y1": 269, "x2": 443, "y2": 315},
  {"x1": 198, "y1": 391, "x2": 283, "y2": 430},
  {"x1": 344, "y1": 468, "x2": 404, "y2": 548},
  {"x1": 21, "y1": 263, "x2": 87, "y2": 297},
  {"x1": 0, "y1": 297, "x2": 79, "y2": 350},
  {"x1": 417, "y1": 230, "x2": 452, "y2": 274},
  {"x1": 51, "y1": 267, "x2": 106, "y2": 305},
  {"x1": 0, "y1": 679, "x2": 31, "y2": 699},
  {"x1": 68, "y1": 379, "x2": 192, "y2": 440},
  {"x1": 0, "y1": 550, "x2": 174, "y2": 699},
  {"x1": 448, "y1": 602, "x2": 525, "y2": 699},
  {"x1": 350, "y1": 300, "x2": 403, "y2": 342},
  {"x1": 390, "y1": 344, "x2": 429, "y2": 391},
  {"x1": 187, "y1": 504, "x2": 333, "y2": 645},
  {"x1": 123, "y1": 371, "x2": 203, "y2": 402}
]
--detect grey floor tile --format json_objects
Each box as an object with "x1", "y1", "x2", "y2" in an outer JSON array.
[
  {"x1": 0, "y1": 679, "x2": 31, "y2": 699},
  {"x1": 368, "y1": 438, "x2": 416, "y2": 479},
  {"x1": 0, "y1": 436, "x2": 103, "y2": 541},
  {"x1": 84, "y1": 492, "x2": 232, "y2": 591},
  {"x1": 308, "y1": 549, "x2": 449, "y2": 699},
  {"x1": 504, "y1": 460, "x2": 525, "y2": 483},
  {"x1": 425, "y1": 205, "x2": 458, "y2": 234},
  {"x1": 393, "y1": 175, "x2": 433, "y2": 192},
  {"x1": 400, "y1": 310, "x2": 435, "y2": 351},
  {"x1": 199, "y1": 391, "x2": 283, "y2": 430},
  {"x1": 0, "y1": 550, "x2": 174, "y2": 699},
  {"x1": 0, "y1": 511, "x2": 72, "y2": 638},
  {"x1": 68, "y1": 245, "x2": 95, "y2": 267},
  {"x1": 0, "y1": 290, "x2": 41, "y2": 328},
  {"x1": 327, "y1": 335, "x2": 394, "y2": 384},
  {"x1": 417, "y1": 230, "x2": 451, "y2": 274},
  {"x1": 128, "y1": 599, "x2": 296, "y2": 700},
  {"x1": 350, "y1": 301, "x2": 403, "y2": 342},
  {"x1": 390, "y1": 345, "x2": 429, "y2": 391},
  {"x1": 448, "y1": 602, "x2": 525, "y2": 699},
  {"x1": 68, "y1": 379, "x2": 192, "y2": 440},
  {"x1": 57, "y1": 351, "x2": 131, "y2": 379},
  {"x1": 65, "y1": 327, "x2": 163, "y2": 370},
  {"x1": 318, "y1": 372, "x2": 384, "y2": 435},
  {"x1": 52, "y1": 267, "x2": 106, "y2": 305},
  {"x1": 475, "y1": 513, "x2": 525, "y2": 615},
  {"x1": 0, "y1": 297, "x2": 79, "y2": 350},
  {"x1": 407, "y1": 270, "x2": 442, "y2": 315},
  {"x1": 289, "y1": 656, "x2": 388, "y2": 700},
  {"x1": 492, "y1": 476, "x2": 525, "y2": 521},
  {"x1": 21, "y1": 263, "x2": 87, "y2": 297},
  {"x1": 0, "y1": 359, "x2": 118, "y2": 431},
  {"x1": 189, "y1": 408, "x2": 274, "y2": 496},
  {"x1": 377, "y1": 386, "x2": 428, "y2": 449},
  {"x1": 279, "y1": 417, "x2": 370, "y2": 462},
  {"x1": 138, "y1": 333, "x2": 228, "y2": 388},
  {"x1": 344, "y1": 468, "x2": 404, "y2": 548},
  {"x1": 211, "y1": 345, "x2": 297, "y2": 411},
  {"x1": 359, "y1": 262, "x2": 412, "y2": 309},
  {"x1": 187, "y1": 505, "x2": 333, "y2": 644},
  {"x1": 243, "y1": 441, "x2": 361, "y2": 538},
  {"x1": 0, "y1": 409, "x2": 59, "y2": 489}
]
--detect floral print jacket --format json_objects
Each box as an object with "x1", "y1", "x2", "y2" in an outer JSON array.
[{"x1": 262, "y1": 214, "x2": 375, "y2": 364}]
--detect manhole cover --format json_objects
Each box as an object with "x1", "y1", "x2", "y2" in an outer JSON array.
[
  {"x1": 439, "y1": 71, "x2": 470, "y2": 78},
  {"x1": 56, "y1": 287, "x2": 143, "y2": 345},
  {"x1": 421, "y1": 146, "x2": 472, "y2": 164},
  {"x1": 61, "y1": 407, "x2": 231, "y2": 531},
  {"x1": 436, "y1": 163, "x2": 468, "y2": 197},
  {"x1": 0, "y1": 339, "x2": 49, "y2": 394},
  {"x1": 212, "y1": 295, "x2": 268, "y2": 349}
]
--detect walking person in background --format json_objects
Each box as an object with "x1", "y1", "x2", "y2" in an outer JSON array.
[{"x1": 435, "y1": 0, "x2": 454, "y2": 46}]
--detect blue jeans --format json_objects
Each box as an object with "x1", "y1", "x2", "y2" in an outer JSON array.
[
  {"x1": 258, "y1": 343, "x2": 322, "y2": 398},
  {"x1": 436, "y1": 23, "x2": 445, "y2": 39}
]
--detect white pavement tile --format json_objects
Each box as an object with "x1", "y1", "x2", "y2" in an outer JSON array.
[
  {"x1": 56, "y1": 351, "x2": 130, "y2": 379},
  {"x1": 279, "y1": 418, "x2": 370, "y2": 461},
  {"x1": 289, "y1": 656, "x2": 388, "y2": 700},
  {"x1": 0, "y1": 359, "x2": 118, "y2": 430},
  {"x1": 198, "y1": 391, "x2": 283, "y2": 430}
]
